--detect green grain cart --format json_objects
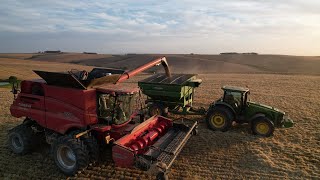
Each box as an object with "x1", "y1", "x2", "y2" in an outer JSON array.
[{"x1": 138, "y1": 73, "x2": 203, "y2": 116}]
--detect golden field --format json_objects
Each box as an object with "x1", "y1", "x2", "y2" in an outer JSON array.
[{"x1": 0, "y1": 68, "x2": 319, "y2": 179}]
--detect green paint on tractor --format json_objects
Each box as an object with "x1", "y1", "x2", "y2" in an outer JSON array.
[{"x1": 206, "y1": 86, "x2": 294, "y2": 136}]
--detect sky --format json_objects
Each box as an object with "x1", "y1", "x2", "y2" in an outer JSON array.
[{"x1": 0, "y1": 0, "x2": 319, "y2": 55}]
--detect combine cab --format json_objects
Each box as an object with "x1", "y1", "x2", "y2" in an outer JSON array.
[{"x1": 8, "y1": 57, "x2": 197, "y2": 179}]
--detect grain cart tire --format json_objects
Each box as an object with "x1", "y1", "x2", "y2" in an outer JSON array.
[
  {"x1": 53, "y1": 136, "x2": 89, "y2": 175},
  {"x1": 149, "y1": 103, "x2": 168, "y2": 117},
  {"x1": 8, "y1": 124, "x2": 36, "y2": 154},
  {"x1": 156, "y1": 172, "x2": 169, "y2": 180},
  {"x1": 82, "y1": 134, "x2": 99, "y2": 163},
  {"x1": 252, "y1": 117, "x2": 274, "y2": 137},
  {"x1": 206, "y1": 107, "x2": 233, "y2": 132}
]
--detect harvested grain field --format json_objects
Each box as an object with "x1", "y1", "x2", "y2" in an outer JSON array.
[{"x1": 1, "y1": 73, "x2": 319, "y2": 179}]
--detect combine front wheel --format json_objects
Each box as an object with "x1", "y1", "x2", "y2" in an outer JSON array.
[
  {"x1": 82, "y1": 134, "x2": 99, "y2": 163},
  {"x1": 53, "y1": 136, "x2": 89, "y2": 175}
]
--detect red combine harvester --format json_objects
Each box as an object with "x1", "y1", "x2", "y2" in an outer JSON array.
[{"x1": 8, "y1": 57, "x2": 197, "y2": 179}]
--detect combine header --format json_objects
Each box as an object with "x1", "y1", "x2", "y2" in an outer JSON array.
[{"x1": 8, "y1": 57, "x2": 197, "y2": 179}]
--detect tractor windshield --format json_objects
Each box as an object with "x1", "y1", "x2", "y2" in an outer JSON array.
[
  {"x1": 224, "y1": 91, "x2": 242, "y2": 107},
  {"x1": 98, "y1": 94, "x2": 136, "y2": 125}
]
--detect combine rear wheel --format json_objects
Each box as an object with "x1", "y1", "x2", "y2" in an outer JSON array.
[
  {"x1": 8, "y1": 124, "x2": 36, "y2": 154},
  {"x1": 206, "y1": 107, "x2": 233, "y2": 132},
  {"x1": 53, "y1": 136, "x2": 89, "y2": 175},
  {"x1": 252, "y1": 117, "x2": 274, "y2": 137}
]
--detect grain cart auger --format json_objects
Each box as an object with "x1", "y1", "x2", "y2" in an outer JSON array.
[{"x1": 8, "y1": 56, "x2": 197, "y2": 180}]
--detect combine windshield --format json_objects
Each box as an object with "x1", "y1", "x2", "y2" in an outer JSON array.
[
  {"x1": 99, "y1": 94, "x2": 136, "y2": 125},
  {"x1": 114, "y1": 94, "x2": 135, "y2": 124}
]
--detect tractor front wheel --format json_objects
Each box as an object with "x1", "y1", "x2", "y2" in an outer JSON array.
[
  {"x1": 148, "y1": 103, "x2": 168, "y2": 117},
  {"x1": 206, "y1": 107, "x2": 233, "y2": 132},
  {"x1": 8, "y1": 124, "x2": 36, "y2": 154},
  {"x1": 252, "y1": 117, "x2": 274, "y2": 137},
  {"x1": 53, "y1": 136, "x2": 89, "y2": 175}
]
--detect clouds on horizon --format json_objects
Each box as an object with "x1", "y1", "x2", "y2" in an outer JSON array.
[{"x1": 0, "y1": 0, "x2": 319, "y2": 55}]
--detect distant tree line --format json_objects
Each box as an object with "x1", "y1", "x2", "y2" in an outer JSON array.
[
  {"x1": 83, "y1": 52, "x2": 98, "y2": 54},
  {"x1": 220, "y1": 52, "x2": 258, "y2": 55},
  {"x1": 37, "y1": 50, "x2": 62, "y2": 53}
]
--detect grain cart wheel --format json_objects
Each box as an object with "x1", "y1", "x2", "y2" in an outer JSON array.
[
  {"x1": 252, "y1": 117, "x2": 275, "y2": 137},
  {"x1": 149, "y1": 103, "x2": 168, "y2": 117},
  {"x1": 206, "y1": 107, "x2": 233, "y2": 132},
  {"x1": 156, "y1": 172, "x2": 169, "y2": 180},
  {"x1": 8, "y1": 124, "x2": 36, "y2": 154},
  {"x1": 53, "y1": 136, "x2": 89, "y2": 175}
]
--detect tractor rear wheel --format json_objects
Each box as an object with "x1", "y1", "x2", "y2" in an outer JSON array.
[
  {"x1": 8, "y1": 124, "x2": 36, "y2": 154},
  {"x1": 206, "y1": 107, "x2": 234, "y2": 132},
  {"x1": 252, "y1": 117, "x2": 274, "y2": 137},
  {"x1": 53, "y1": 136, "x2": 89, "y2": 175},
  {"x1": 148, "y1": 103, "x2": 168, "y2": 117}
]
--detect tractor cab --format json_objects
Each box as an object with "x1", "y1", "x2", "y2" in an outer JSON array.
[{"x1": 221, "y1": 86, "x2": 250, "y2": 113}]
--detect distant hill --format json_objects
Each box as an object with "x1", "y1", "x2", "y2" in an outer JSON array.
[
  {"x1": 0, "y1": 56, "x2": 93, "y2": 80},
  {"x1": 1, "y1": 53, "x2": 320, "y2": 75}
]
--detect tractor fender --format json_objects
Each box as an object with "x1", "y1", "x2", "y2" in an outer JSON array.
[
  {"x1": 208, "y1": 102, "x2": 236, "y2": 119},
  {"x1": 249, "y1": 113, "x2": 266, "y2": 122},
  {"x1": 248, "y1": 113, "x2": 273, "y2": 127}
]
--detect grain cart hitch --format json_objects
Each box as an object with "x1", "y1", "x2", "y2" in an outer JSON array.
[{"x1": 113, "y1": 116, "x2": 197, "y2": 178}]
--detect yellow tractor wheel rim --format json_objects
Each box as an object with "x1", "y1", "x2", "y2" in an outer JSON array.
[
  {"x1": 211, "y1": 114, "x2": 225, "y2": 128},
  {"x1": 256, "y1": 122, "x2": 269, "y2": 134}
]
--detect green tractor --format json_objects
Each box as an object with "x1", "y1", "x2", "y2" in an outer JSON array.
[{"x1": 206, "y1": 86, "x2": 294, "y2": 137}]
